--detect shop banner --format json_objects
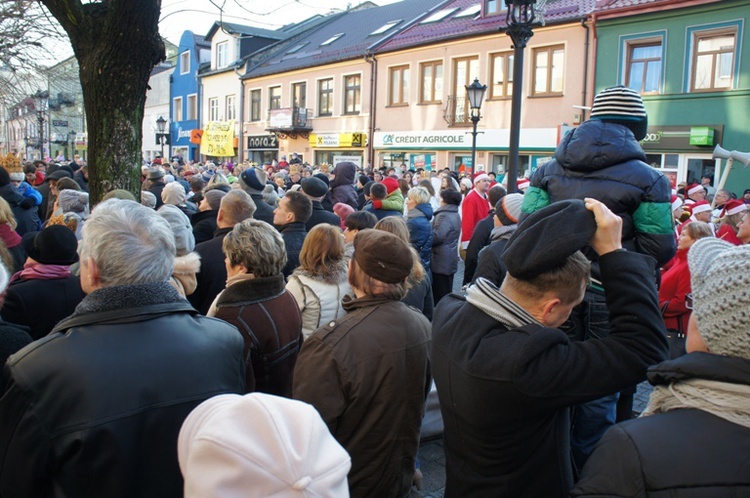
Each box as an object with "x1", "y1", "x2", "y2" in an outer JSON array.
[{"x1": 201, "y1": 121, "x2": 235, "y2": 157}]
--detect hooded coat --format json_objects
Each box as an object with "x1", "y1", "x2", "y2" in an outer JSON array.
[
  {"x1": 522, "y1": 119, "x2": 675, "y2": 275},
  {"x1": 329, "y1": 162, "x2": 358, "y2": 210}
]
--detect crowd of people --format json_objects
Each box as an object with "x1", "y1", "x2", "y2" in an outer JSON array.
[{"x1": 0, "y1": 84, "x2": 749, "y2": 497}]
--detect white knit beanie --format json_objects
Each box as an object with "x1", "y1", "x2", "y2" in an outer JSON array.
[
  {"x1": 157, "y1": 204, "x2": 195, "y2": 256},
  {"x1": 162, "y1": 181, "x2": 186, "y2": 207},
  {"x1": 178, "y1": 393, "x2": 351, "y2": 498},
  {"x1": 688, "y1": 238, "x2": 750, "y2": 359}
]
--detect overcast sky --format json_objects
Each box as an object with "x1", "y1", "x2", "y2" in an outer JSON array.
[{"x1": 158, "y1": 0, "x2": 401, "y2": 45}]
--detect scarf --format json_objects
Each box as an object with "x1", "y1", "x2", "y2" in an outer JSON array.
[
  {"x1": 0, "y1": 223, "x2": 21, "y2": 248},
  {"x1": 466, "y1": 277, "x2": 540, "y2": 328},
  {"x1": 490, "y1": 224, "x2": 517, "y2": 242},
  {"x1": 206, "y1": 273, "x2": 257, "y2": 317},
  {"x1": 642, "y1": 378, "x2": 750, "y2": 429},
  {"x1": 10, "y1": 260, "x2": 71, "y2": 284}
]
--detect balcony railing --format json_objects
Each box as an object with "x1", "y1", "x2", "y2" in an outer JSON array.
[{"x1": 443, "y1": 95, "x2": 471, "y2": 126}]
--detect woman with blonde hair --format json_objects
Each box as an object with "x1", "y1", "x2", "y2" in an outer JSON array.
[
  {"x1": 715, "y1": 199, "x2": 746, "y2": 245},
  {"x1": 0, "y1": 197, "x2": 24, "y2": 272},
  {"x1": 374, "y1": 216, "x2": 433, "y2": 321},
  {"x1": 286, "y1": 224, "x2": 351, "y2": 339}
]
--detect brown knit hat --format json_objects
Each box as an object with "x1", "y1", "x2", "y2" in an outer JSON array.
[{"x1": 353, "y1": 230, "x2": 412, "y2": 284}]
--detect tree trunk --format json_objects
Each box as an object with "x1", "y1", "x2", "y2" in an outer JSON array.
[{"x1": 40, "y1": 0, "x2": 165, "y2": 203}]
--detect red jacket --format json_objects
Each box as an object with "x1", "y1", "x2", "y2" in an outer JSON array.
[
  {"x1": 659, "y1": 249, "x2": 691, "y2": 333},
  {"x1": 716, "y1": 224, "x2": 743, "y2": 245},
  {"x1": 460, "y1": 189, "x2": 491, "y2": 248}
]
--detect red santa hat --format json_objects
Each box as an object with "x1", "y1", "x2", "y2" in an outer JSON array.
[
  {"x1": 686, "y1": 183, "x2": 704, "y2": 197},
  {"x1": 517, "y1": 178, "x2": 530, "y2": 191},
  {"x1": 473, "y1": 173, "x2": 490, "y2": 184},
  {"x1": 670, "y1": 194, "x2": 683, "y2": 212},
  {"x1": 690, "y1": 200, "x2": 711, "y2": 215},
  {"x1": 720, "y1": 199, "x2": 747, "y2": 218}
]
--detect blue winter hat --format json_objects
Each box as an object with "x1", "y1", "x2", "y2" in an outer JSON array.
[
  {"x1": 589, "y1": 85, "x2": 648, "y2": 141},
  {"x1": 239, "y1": 167, "x2": 267, "y2": 193}
]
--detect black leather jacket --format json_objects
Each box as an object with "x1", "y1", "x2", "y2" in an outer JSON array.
[{"x1": 0, "y1": 284, "x2": 245, "y2": 498}]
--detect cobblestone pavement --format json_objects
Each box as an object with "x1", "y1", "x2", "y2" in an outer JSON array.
[{"x1": 411, "y1": 261, "x2": 655, "y2": 497}]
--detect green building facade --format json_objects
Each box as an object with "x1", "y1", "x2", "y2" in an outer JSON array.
[{"x1": 593, "y1": 0, "x2": 750, "y2": 196}]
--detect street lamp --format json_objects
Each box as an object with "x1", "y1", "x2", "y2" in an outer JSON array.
[
  {"x1": 68, "y1": 130, "x2": 76, "y2": 161},
  {"x1": 32, "y1": 89, "x2": 49, "y2": 160},
  {"x1": 155, "y1": 115, "x2": 168, "y2": 158},
  {"x1": 465, "y1": 78, "x2": 487, "y2": 176},
  {"x1": 505, "y1": 0, "x2": 537, "y2": 193}
]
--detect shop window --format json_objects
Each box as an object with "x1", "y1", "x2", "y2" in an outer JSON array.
[
  {"x1": 389, "y1": 65, "x2": 409, "y2": 106},
  {"x1": 532, "y1": 45, "x2": 564, "y2": 96},
  {"x1": 420, "y1": 61, "x2": 443, "y2": 104},
  {"x1": 690, "y1": 28, "x2": 737, "y2": 91},
  {"x1": 490, "y1": 51, "x2": 513, "y2": 99},
  {"x1": 318, "y1": 78, "x2": 333, "y2": 116},
  {"x1": 344, "y1": 74, "x2": 361, "y2": 115},
  {"x1": 250, "y1": 89, "x2": 261, "y2": 121},
  {"x1": 292, "y1": 82, "x2": 306, "y2": 109}
]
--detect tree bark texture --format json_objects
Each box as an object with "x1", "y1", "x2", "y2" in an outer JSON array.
[{"x1": 39, "y1": 0, "x2": 165, "y2": 203}]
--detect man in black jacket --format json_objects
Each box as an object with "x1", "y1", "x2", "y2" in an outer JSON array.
[
  {"x1": 0, "y1": 199, "x2": 246, "y2": 498},
  {"x1": 273, "y1": 190, "x2": 311, "y2": 278},
  {"x1": 432, "y1": 199, "x2": 668, "y2": 498},
  {"x1": 237, "y1": 167, "x2": 275, "y2": 225},
  {"x1": 188, "y1": 190, "x2": 256, "y2": 315},
  {"x1": 300, "y1": 176, "x2": 339, "y2": 231}
]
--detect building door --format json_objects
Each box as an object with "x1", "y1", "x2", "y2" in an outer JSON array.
[{"x1": 685, "y1": 155, "x2": 718, "y2": 187}]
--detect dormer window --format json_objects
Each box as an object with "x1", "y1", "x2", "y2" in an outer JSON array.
[{"x1": 320, "y1": 33, "x2": 344, "y2": 46}]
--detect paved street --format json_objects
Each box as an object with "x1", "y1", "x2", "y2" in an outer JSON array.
[{"x1": 412, "y1": 260, "x2": 655, "y2": 497}]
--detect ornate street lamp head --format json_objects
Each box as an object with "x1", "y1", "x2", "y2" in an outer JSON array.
[
  {"x1": 465, "y1": 78, "x2": 488, "y2": 116},
  {"x1": 155, "y1": 115, "x2": 167, "y2": 134},
  {"x1": 32, "y1": 89, "x2": 49, "y2": 112},
  {"x1": 505, "y1": 0, "x2": 537, "y2": 27}
]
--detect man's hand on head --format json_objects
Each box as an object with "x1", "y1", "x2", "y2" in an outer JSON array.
[{"x1": 585, "y1": 198, "x2": 623, "y2": 256}]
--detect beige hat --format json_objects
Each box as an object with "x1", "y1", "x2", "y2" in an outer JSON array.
[{"x1": 178, "y1": 393, "x2": 351, "y2": 498}]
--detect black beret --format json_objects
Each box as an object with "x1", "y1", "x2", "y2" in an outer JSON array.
[
  {"x1": 313, "y1": 173, "x2": 330, "y2": 187},
  {"x1": 301, "y1": 177, "x2": 329, "y2": 198},
  {"x1": 502, "y1": 199, "x2": 596, "y2": 280}
]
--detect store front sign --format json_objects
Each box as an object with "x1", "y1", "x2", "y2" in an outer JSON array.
[
  {"x1": 247, "y1": 134, "x2": 278, "y2": 149},
  {"x1": 309, "y1": 133, "x2": 366, "y2": 148},
  {"x1": 374, "y1": 129, "x2": 556, "y2": 150},
  {"x1": 640, "y1": 125, "x2": 722, "y2": 151}
]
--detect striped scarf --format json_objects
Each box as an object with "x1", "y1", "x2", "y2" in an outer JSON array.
[{"x1": 466, "y1": 277, "x2": 540, "y2": 328}]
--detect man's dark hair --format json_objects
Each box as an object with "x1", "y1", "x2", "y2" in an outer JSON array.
[
  {"x1": 363, "y1": 180, "x2": 375, "y2": 196},
  {"x1": 370, "y1": 182, "x2": 387, "y2": 201},
  {"x1": 440, "y1": 189, "x2": 463, "y2": 206},
  {"x1": 488, "y1": 185, "x2": 507, "y2": 209},
  {"x1": 189, "y1": 177, "x2": 204, "y2": 192},
  {"x1": 284, "y1": 191, "x2": 313, "y2": 223},
  {"x1": 345, "y1": 211, "x2": 377, "y2": 231},
  {"x1": 23, "y1": 163, "x2": 36, "y2": 174}
]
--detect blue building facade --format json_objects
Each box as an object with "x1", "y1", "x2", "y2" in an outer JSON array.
[{"x1": 170, "y1": 31, "x2": 210, "y2": 162}]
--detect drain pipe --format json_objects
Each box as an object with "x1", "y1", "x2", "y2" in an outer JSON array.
[
  {"x1": 581, "y1": 18, "x2": 590, "y2": 120},
  {"x1": 235, "y1": 66, "x2": 245, "y2": 163},
  {"x1": 366, "y1": 52, "x2": 377, "y2": 171}
]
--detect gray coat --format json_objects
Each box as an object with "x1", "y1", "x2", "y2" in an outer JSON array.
[{"x1": 431, "y1": 204, "x2": 461, "y2": 275}]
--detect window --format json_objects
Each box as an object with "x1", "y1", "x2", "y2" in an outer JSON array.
[
  {"x1": 455, "y1": 4, "x2": 481, "y2": 18},
  {"x1": 532, "y1": 45, "x2": 564, "y2": 96},
  {"x1": 389, "y1": 65, "x2": 409, "y2": 106},
  {"x1": 180, "y1": 51, "x2": 190, "y2": 74},
  {"x1": 370, "y1": 20, "x2": 401, "y2": 36},
  {"x1": 269, "y1": 86, "x2": 281, "y2": 110},
  {"x1": 344, "y1": 74, "x2": 361, "y2": 114},
  {"x1": 292, "y1": 82, "x2": 306, "y2": 108},
  {"x1": 626, "y1": 42, "x2": 662, "y2": 93},
  {"x1": 286, "y1": 43, "x2": 307, "y2": 54},
  {"x1": 226, "y1": 95, "x2": 236, "y2": 121},
  {"x1": 490, "y1": 51, "x2": 513, "y2": 98},
  {"x1": 320, "y1": 33, "x2": 344, "y2": 46},
  {"x1": 173, "y1": 97, "x2": 183, "y2": 122},
  {"x1": 420, "y1": 8, "x2": 458, "y2": 23},
  {"x1": 318, "y1": 78, "x2": 333, "y2": 116},
  {"x1": 187, "y1": 94, "x2": 197, "y2": 120},
  {"x1": 692, "y1": 30, "x2": 736, "y2": 91},
  {"x1": 420, "y1": 61, "x2": 443, "y2": 104},
  {"x1": 208, "y1": 98, "x2": 219, "y2": 121},
  {"x1": 452, "y1": 56, "x2": 479, "y2": 124},
  {"x1": 250, "y1": 89, "x2": 261, "y2": 121},
  {"x1": 216, "y1": 41, "x2": 229, "y2": 69}
]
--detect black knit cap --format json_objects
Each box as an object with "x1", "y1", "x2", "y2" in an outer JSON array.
[
  {"x1": 22, "y1": 225, "x2": 79, "y2": 265},
  {"x1": 502, "y1": 199, "x2": 596, "y2": 280},
  {"x1": 301, "y1": 177, "x2": 328, "y2": 198}
]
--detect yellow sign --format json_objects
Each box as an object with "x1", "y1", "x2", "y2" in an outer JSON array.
[
  {"x1": 201, "y1": 121, "x2": 235, "y2": 157},
  {"x1": 309, "y1": 132, "x2": 366, "y2": 148}
]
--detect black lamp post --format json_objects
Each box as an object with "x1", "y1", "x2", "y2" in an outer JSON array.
[
  {"x1": 155, "y1": 115, "x2": 168, "y2": 158},
  {"x1": 465, "y1": 78, "x2": 487, "y2": 176},
  {"x1": 68, "y1": 130, "x2": 76, "y2": 161},
  {"x1": 32, "y1": 89, "x2": 49, "y2": 160},
  {"x1": 505, "y1": 0, "x2": 537, "y2": 193}
]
